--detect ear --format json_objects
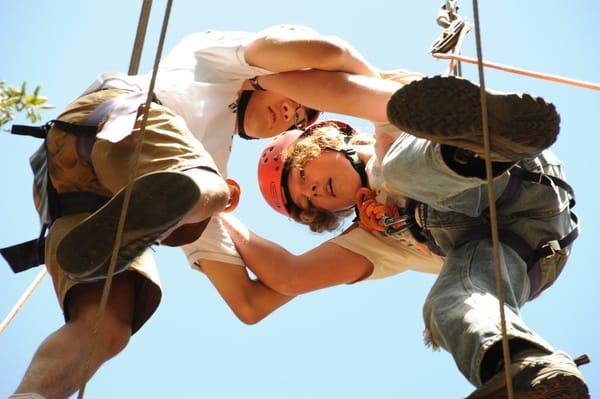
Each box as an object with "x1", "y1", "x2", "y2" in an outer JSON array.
[{"x1": 223, "y1": 178, "x2": 241, "y2": 212}]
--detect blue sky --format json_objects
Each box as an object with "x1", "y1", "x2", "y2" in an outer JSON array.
[{"x1": 1, "y1": 1, "x2": 598, "y2": 398}]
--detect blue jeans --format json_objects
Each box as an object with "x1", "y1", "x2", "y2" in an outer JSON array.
[{"x1": 381, "y1": 134, "x2": 574, "y2": 386}]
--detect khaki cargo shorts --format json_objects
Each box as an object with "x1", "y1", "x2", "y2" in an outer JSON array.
[{"x1": 44, "y1": 88, "x2": 217, "y2": 333}]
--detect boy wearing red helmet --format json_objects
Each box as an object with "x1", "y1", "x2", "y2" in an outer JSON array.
[{"x1": 220, "y1": 75, "x2": 588, "y2": 397}]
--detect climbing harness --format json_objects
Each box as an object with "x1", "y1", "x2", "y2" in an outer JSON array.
[{"x1": 1, "y1": 91, "x2": 160, "y2": 274}]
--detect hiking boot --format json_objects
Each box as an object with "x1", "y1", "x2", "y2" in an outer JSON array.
[
  {"x1": 467, "y1": 350, "x2": 589, "y2": 399},
  {"x1": 386, "y1": 75, "x2": 560, "y2": 162},
  {"x1": 57, "y1": 171, "x2": 201, "y2": 281}
]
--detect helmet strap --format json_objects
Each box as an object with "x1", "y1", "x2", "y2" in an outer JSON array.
[
  {"x1": 237, "y1": 91, "x2": 259, "y2": 140},
  {"x1": 281, "y1": 144, "x2": 369, "y2": 217}
]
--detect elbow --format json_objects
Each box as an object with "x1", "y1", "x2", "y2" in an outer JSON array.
[
  {"x1": 233, "y1": 304, "x2": 266, "y2": 325},
  {"x1": 226, "y1": 289, "x2": 269, "y2": 325},
  {"x1": 226, "y1": 294, "x2": 268, "y2": 325}
]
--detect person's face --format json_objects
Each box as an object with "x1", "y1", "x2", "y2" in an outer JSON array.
[
  {"x1": 287, "y1": 150, "x2": 362, "y2": 213},
  {"x1": 244, "y1": 91, "x2": 309, "y2": 139}
]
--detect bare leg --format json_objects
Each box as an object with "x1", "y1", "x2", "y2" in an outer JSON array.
[
  {"x1": 14, "y1": 272, "x2": 136, "y2": 399},
  {"x1": 179, "y1": 167, "x2": 229, "y2": 225}
]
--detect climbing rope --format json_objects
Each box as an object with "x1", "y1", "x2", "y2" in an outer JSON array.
[
  {"x1": 471, "y1": 1, "x2": 514, "y2": 397},
  {"x1": 2, "y1": 2, "x2": 595, "y2": 397},
  {"x1": 0, "y1": 1, "x2": 159, "y2": 341},
  {"x1": 0, "y1": 268, "x2": 46, "y2": 335},
  {"x1": 128, "y1": 0, "x2": 153, "y2": 75},
  {"x1": 76, "y1": 1, "x2": 173, "y2": 398},
  {"x1": 433, "y1": 52, "x2": 600, "y2": 91},
  {"x1": 354, "y1": 187, "x2": 402, "y2": 233}
]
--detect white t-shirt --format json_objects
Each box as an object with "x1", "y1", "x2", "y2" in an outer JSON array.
[
  {"x1": 330, "y1": 123, "x2": 444, "y2": 280},
  {"x1": 84, "y1": 25, "x2": 316, "y2": 266}
]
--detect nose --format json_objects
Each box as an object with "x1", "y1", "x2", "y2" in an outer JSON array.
[
  {"x1": 281, "y1": 104, "x2": 294, "y2": 126},
  {"x1": 300, "y1": 181, "x2": 319, "y2": 197}
]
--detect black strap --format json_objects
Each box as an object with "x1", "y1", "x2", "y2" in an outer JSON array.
[
  {"x1": 1, "y1": 192, "x2": 109, "y2": 272},
  {"x1": 1, "y1": 238, "x2": 46, "y2": 273},
  {"x1": 1, "y1": 225, "x2": 46, "y2": 273},
  {"x1": 11, "y1": 123, "x2": 52, "y2": 139},
  {"x1": 511, "y1": 165, "x2": 576, "y2": 207},
  {"x1": 526, "y1": 213, "x2": 579, "y2": 268},
  {"x1": 236, "y1": 91, "x2": 258, "y2": 140},
  {"x1": 11, "y1": 120, "x2": 99, "y2": 139},
  {"x1": 51, "y1": 120, "x2": 98, "y2": 137}
]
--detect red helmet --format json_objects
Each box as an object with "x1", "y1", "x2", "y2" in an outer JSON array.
[{"x1": 257, "y1": 120, "x2": 357, "y2": 217}]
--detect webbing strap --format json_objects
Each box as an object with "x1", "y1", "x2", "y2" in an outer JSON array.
[
  {"x1": 1, "y1": 192, "x2": 109, "y2": 272},
  {"x1": 511, "y1": 165, "x2": 576, "y2": 205},
  {"x1": 407, "y1": 165, "x2": 579, "y2": 267},
  {"x1": 1, "y1": 237, "x2": 46, "y2": 273},
  {"x1": 11, "y1": 120, "x2": 99, "y2": 139},
  {"x1": 11, "y1": 123, "x2": 52, "y2": 139}
]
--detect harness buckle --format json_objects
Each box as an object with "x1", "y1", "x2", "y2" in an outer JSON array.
[
  {"x1": 541, "y1": 240, "x2": 561, "y2": 257},
  {"x1": 382, "y1": 215, "x2": 414, "y2": 237}
]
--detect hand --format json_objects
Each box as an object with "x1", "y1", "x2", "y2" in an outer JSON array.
[
  {"x1": 219, "y1": 213, "x2": 251, "y2": 244},
  {"x1": 379, "y1": 69, "x2": 425, "y2": 85},
  {"x1": 223, "y1": 178, "x2": 241, "y2": 212}
]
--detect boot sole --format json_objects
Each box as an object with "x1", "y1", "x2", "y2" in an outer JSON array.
[
  {"x1": 470, "y1": 374, "x2": 590, "y2": 399},
  {"x1": 57, "y1": 171, "x2": 200, "y2": 281},
  {"x1": 468, "y1": 358, "x2": 590, "y2": 399},
  {"x1": 386, "y1": 75, "x2": 560, "y2": 162},
  {"x1": 530, "y1": 374, "x2": 590, "y2": 398}
]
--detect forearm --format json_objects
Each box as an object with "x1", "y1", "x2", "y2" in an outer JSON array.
[
  {"x1": 245, "y1": 31, "x2": 378, "y2": 77},
  {"x1": 227, "y1": 229, "x2": 300, "y2": 294},
  {"x1": 200, "y1": 259, "x2": 294, "y2": 324},
  {"x1": 317, "y1": 35, "x2": 379, "y2": 76},
  {"x1": 220, "y1": 214, "x2": 373, "y2": 295},
  {"x1": 259, "y1": 70, "x2": 401, "y2": 122}
]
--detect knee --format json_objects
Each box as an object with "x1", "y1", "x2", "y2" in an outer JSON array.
[
  {"x1": 97, "y1": 313, "x2": 132, "y2": 358},
  {"x1": 69, "y1": 309, "x2": 132, "y2": 360},
  {"x1": 185, "y1": 168, "x2": 230, "y2": 212},
  {"x1": 422, "y1": 296, "x2": 445, "y2": 350},
  {"x1": 66, "y1": 274, "x2": 136, "y2": 360}
]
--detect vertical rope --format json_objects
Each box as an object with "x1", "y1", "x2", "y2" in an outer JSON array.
[
  {"x1": 0, "y1": 0, "x2": 152, "y2": 340},
  {"x1": 0, "y1": 268, "x2": 47, "y2": 335},
  {"x1": 76, "y1": 1, "x2": 173, "y2": 397},
  {"x1": 471, "y1": 1, "x2": 514, "y2": 397},
  {"x1": 128, "y1": 0, "x2": 153, "y2": 75}
]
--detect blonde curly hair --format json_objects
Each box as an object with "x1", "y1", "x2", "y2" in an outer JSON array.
[{"x1": 283, "y1": 122, "x2": 374, "y2": 233}]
